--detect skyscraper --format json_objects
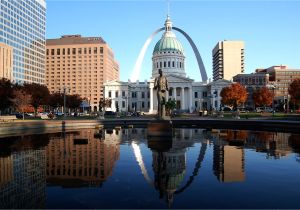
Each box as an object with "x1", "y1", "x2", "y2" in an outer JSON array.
[
  {"x1": 0, "y1": 0, "x2": 46, "y2": 84},
  {"x1": 0, "y1": 42, "x2": 13, "y2": 80},
  {"x1": 213, "y1": 41, "x2": 245, "y2": 81},
  {"x1": 46, "y1": 35, "x2": 120, "y2": 111}
]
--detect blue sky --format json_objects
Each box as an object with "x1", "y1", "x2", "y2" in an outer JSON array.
[{"x1": 46, "y1": 0, "x2": 300, "y2": 82}]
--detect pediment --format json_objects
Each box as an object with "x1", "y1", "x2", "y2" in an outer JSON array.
[
  {"x1": 166, "y1": 74, "x2": 194, "y2": 83},
  {"x1": 208, "y1": 79, "x2": 233, "y2": 86},
  {"x1": 104, "y1": 80, "x2": 127, "y2": 86}
]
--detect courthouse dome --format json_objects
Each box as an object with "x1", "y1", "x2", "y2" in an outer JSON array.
[{"x1": 153, "y1": 16, "x2": 184, "y2": 55}]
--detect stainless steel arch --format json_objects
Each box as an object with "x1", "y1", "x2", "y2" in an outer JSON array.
[
  {"x1": 173, "y1": 27, "x2": 208, "y2": 82},
  {"x1": 130, "y1": 27, "x2": 208, "y2": 82}
]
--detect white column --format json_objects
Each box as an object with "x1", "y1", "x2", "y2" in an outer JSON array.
[
  {"x1": 189, "y1": 87, "x2": 193, "y2": 113},
  {"x1": 150, "y1": 87, "x2": 154, "y2": 113},
  {"x1": 174, "y1": 87, "x2": 177, "y2": 101},
  {"x1": 181, "y1": 88, "x2": 185, "y2": 110}
]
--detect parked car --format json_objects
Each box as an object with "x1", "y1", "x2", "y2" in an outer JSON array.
[
  {"x1": 222, "y1": 107, "x2": 232, "y2": 112},
  {"x1": 256, "y1": 107, "x2": 274, "y2": 113},
  {"x1": 104, "y1": 111, "x2": 116, "y2": 118}
]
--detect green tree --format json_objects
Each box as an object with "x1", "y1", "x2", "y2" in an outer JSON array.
[
  {"x1": 66, "y1": 94, "x2": 82, "y2": 111},
  {"x1": 0, "y1": 78, "x2": 15, "y2": 114},
  {"x1": 48, "y1": 92, "x2": 64, "y2": 110},
  {"x1": 165, "y1": 98, "x2": 176, "y2": 116}
]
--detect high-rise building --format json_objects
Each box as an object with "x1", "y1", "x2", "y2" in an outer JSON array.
[
  {"x1": 0, "y1": 43, "x2": 13, "y2": 80},
  {"x1": 213, "y1": 41, "x2": 245, "y2": 81},
  {"x1": 46, "y1": 35, "x2": 120, "y2": 111},
  {"x1": 0, "y1": 0, "x2": 46, "y2": 84}
]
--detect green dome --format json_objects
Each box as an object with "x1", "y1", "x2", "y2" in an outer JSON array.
[{"x1": 153, "y1": 36, "x2": 184, "y2": 54}]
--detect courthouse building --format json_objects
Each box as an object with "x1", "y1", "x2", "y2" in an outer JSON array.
[{"x1": 104, "y1": 16, "x2": 232, "y2": 113}]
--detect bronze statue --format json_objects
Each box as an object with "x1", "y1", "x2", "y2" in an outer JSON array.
[{"x1": 154, "y1": 69, "x2": 169, "y2": 119}]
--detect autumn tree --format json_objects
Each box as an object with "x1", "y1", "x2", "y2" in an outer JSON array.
[
  {"x1": 12, "y1": 89, "x2": 31, "y2": 120},
  {"x1": 23, "y1": 83, "x2": 50, "y2": 116},
  {"x1": 220, "y1": 83, "x2": 248, "y2": 109},
  {"x1": 0, "y1": 78, "x2": 15, "y2": 114},
  {"x1": 252, "y1": 87, "x2": 274, "y2": 108},
  {"x1": 99, "y1": 98, "x2": 112, "y2": 112},
  {"x1": 289, "y1": 78, "x2": 300, "y2": 106}
]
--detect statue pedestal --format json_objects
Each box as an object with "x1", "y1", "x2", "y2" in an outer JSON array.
[
  {"x1": 147, "y1": 120, "x2": 172, "y2": 137},
  {"x1": 147, "y1": 120, "x2": 173, "y2": 151}
]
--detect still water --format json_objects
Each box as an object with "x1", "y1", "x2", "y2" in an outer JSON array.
[{"x1": 0, "y1": 128, "x2": 300, "y2": 209}]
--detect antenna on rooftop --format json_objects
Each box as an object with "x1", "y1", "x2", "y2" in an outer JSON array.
[{"x1": 167, "y1": 0, "x2": 171, "y2": 17}]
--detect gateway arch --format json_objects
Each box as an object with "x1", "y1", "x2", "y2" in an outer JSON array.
[{"x1": 130, "y1": 27, "x2": 208, "y2": 82}]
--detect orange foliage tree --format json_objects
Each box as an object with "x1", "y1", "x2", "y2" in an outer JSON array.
[
  {"x1": 12, "y1": 89, "x2": 31, "y2": 120},
  {"x1": 220, "y1": 83, "x2": 247, "y2": 109},
  {"x1": 252, "y1": 87, "x2": 274, "y2": 107},
  {"x1": 288, "y1": 78, "x2": 300, "y2": 105}
]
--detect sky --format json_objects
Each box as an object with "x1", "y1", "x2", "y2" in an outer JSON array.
[{"x1": 46, "y1": 0, "x2": 300, "y2": 82}]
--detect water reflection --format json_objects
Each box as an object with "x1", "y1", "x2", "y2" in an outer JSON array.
[
  {"x1": 0, "y1": 128, "x2": 299, "y2": 208},
  {"x1": 46, "y1": 129, "x2": 119, "y2": 188}
]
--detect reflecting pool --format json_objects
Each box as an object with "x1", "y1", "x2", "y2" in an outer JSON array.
[{"x1": 0, "y1": 128, "x2": 300, "y2": 209}]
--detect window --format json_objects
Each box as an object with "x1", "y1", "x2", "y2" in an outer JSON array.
[
  {"x1": 84, "y1": 48, "x2": 87, "y2": 54},
  {"x1": 122, "y1": 91, "x2": 125, "y2": 97},
  {"x1": 51, "y1": 49, "x2": 54, "y2": 55},
  {"x1": 142, "y1": 92, "x2": 145, "y2": 98},
  {"x1": 115, "y1": 101, "x2": 118, "y2": 109},
  {"x1": 122, "y1": 101, "x2": 125, "y2": 108},
  {"x1": 57, "y1": 49, "x2": 60, "y2": 55},
  {"x1": 172, "y1": 61, "x2": 175, "y2": 67},
  {"x1": 195, "y1": 101, "x2": 198, "y2": 108},
  {"x1": 194, "y1": 92, "x2": 198, "y2": 98},
  {"x1": 164, "y1": 61, "x2": 166, "y2": 67},
  {"x1": 203, "y1": 92, "x2": 207, "y2": 97},
  {"x1": 168, "y1": 61, "x2": 170, "y2": 67},
  {"x1": 62, "y1": 48, "x2": 65, "y2": 55},
  {"x1": 169, "y1": 88, "x2": 172, "y2": 96},
  {"x1": 115, "y1": 91, "x2": 119, "y2": 98},
  {"x1": 72, "y1": 48, "x2": 76, "y2": 55},
  {"x1": 176, "y1": 89, "x2": 180, "y2": 97},
  {"x1": 147, "y1": 91, "x2": 150, "y2": 98},
  {"x1": 94, "y1": 47, "x2": 97, "y2": 54},
  {"x1": 160, "y1": 62, "x2": 162, "y2": 68},
  {"x1": 100, "y1": 47, "x2": 103, "y2": 54},
  {"x1": 67, "y1": 48, "x2": 70, "y2": 55},
  {"x1": 78, "y1": 48, "x2": 82, "y2": 54},
  {"x1": 108, "y1": 91, "x2": 111, "y2": 98},
  {"x1": 142, "y1": 102, "x2": 145, "y2": 108}
]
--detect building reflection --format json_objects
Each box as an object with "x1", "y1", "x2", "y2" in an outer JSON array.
[
  {"x1": 0, "y1": 135, "x2": 48, "y2": 209},
  {"x1": 46, "y1": 129, "x2": 120, "y2": 187},
  {"x1": 148, "y1": 128, "x2": 205, "y2": 208}
]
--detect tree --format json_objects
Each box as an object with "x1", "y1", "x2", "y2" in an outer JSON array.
[
  {"x1": 99, "y1": 98, "x2": 112, "y2": 112},
  {"x1": 0, "y1": 78, "x2": 14, "y2": 114},
  {"x1": 289, "y1": 78, "x2": 300, "y2": 106},
  {"x1": 48, "y1": 92, "x2": 64, "y2": 110},
  {"x1": 220, "y1": 83, "x2": 247, "y2": 109},
  {"x1": 252, "y1": 87, "x2": 274, "y2": 108},
  {"x1": 23, "y1": 83, "x2": 50, "y2": 116},
  {"x1": 66, "y1": 94, "x2": 82, "y2": 111},
  {"x1": 12, "y1": 89, "x2": 31, "y2": 120},
  {"x1": 165, "y1": 98, "x2": 176, "y2": 116}
]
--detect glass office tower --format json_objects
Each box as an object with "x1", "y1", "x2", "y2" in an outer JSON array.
[{"x1": 0, "y1": 0, "x2": 46, "y2": 84}]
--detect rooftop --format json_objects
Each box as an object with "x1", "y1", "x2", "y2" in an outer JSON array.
[{"x1": 47, "y1": 35, "x2": 106, "y2": 46}]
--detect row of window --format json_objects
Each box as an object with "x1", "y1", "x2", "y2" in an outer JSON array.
[
  {"x1": 108, "y1": 91, "x2": 150, "y2": 99},
  {"x1": 155, "y1": 61, "x2": 184, "y2": 69},
  {"x1": 47, "y1": 47, "x2": 104, "y2": 56}
]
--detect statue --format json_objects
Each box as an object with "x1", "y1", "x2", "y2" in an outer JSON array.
[{"x1": 154, "y1": 69, "x2": 169, "y2": 120}]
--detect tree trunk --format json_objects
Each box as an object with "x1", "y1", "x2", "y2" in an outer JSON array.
[{"x1": 22, "y1": 108, "x2": 25, "y2": 120}]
